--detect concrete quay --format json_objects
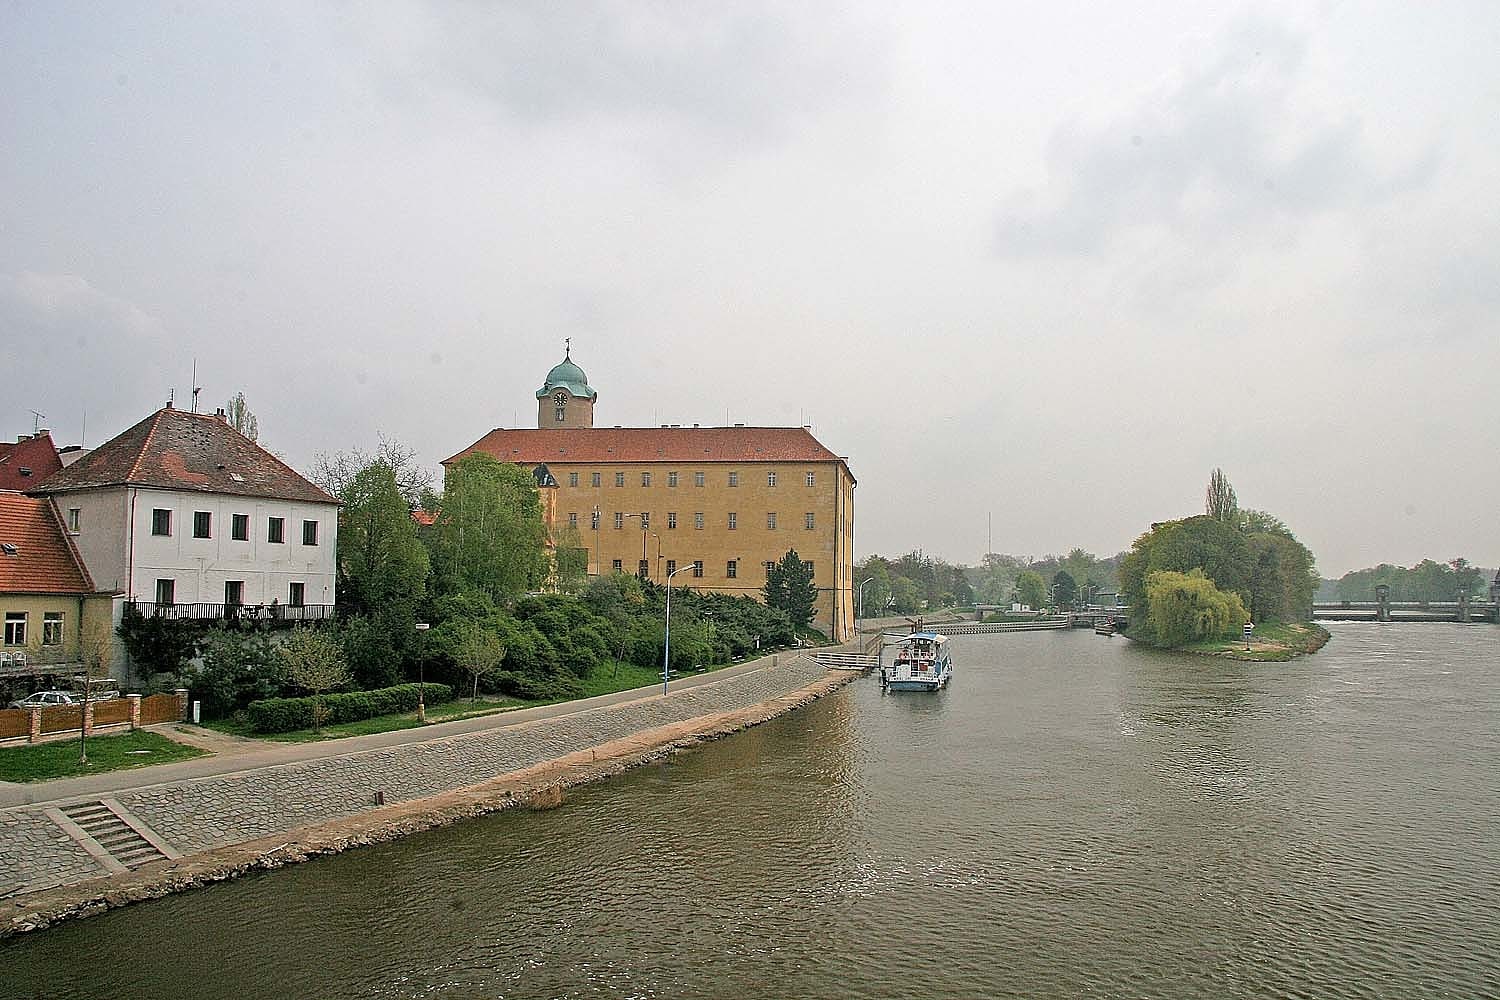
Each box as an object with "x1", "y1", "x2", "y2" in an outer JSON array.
[{"x1": 1, "y1": 652, "x2": 853, "y2": 935}]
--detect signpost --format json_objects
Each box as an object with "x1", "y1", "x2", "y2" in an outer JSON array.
[{"x1": 1243, "y1": 621, "x2": 1254, "y2": 651}]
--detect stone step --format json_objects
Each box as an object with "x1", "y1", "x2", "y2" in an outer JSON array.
[{"x1": 47, "y1": 799, "x2": 180, "y2": 872}]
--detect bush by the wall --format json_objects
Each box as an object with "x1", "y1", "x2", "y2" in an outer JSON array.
[{"x1": 247, "y1": 682, "x2": 454, "y2": 734}]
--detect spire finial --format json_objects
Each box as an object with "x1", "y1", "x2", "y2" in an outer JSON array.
[{"x1": 564, "y1": 337, "x2": 571, "y2": 360}]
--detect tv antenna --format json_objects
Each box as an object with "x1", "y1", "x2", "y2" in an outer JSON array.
[
  {"x1": 191, "y1": 358, "x2": 202, "y2": 413},
  {"x1": 29, "y1": 410, "x2": 45, "y2": 434}
]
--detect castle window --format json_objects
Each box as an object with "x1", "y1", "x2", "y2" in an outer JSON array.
[
  {"x1": 767, "y1": 471, "x2": 777, "y2": 487},
  {"x1": 727, "y1": 560, "x2": 737, "y2": 579},
  {"x1": 806, "y1": 472, "x2": 816, "y2": 487},
  {"x1": 592, "y1": 472, "x2": 602, "y2": 487},
  {"x1": 638, "y1": 559, "x2": 649, "y2": 578},
  {"x1": 694, "y1": 472, "x2": 705, "y2": 487},
  {"x1": 805, "y1": 512, "x2": 815, "y2": 530},
  {"x1": 568, "y1": 512, "x2": 578, "y2": 529},
  {"x1": 668, "y1": 472, "x2": 679, "y2": 487},
  {"x1": 640, "y1": 512, "x2": 650, "y2": 530},
  {"x1": 612, "y1": 559, "x2": 623, "y2": 572},
  {"x1": 692, "y1": 561, "x2": 704, "y2": 578},
  {"x1": 591, "y1": 510, "x2": 600, "y2": 530},
  {"x1": 728, "y1": 472, "x2": 738, "y2": 487},
  {"x1": 641, "y1": 472, "x2": 652, "y2": 487},
  {"x1": 614, "y1": 512, "x2": 624, "y2": 529},
  {"x1": 667, "y1": 512, "x2": 677, "y2": 529},
  {"x1": 694, "y1": 512, "x2": 704, "y2": 530},
  {"x1": 569, "y1": 472, "x2": 579, "y2": 487},
  {"x1": 764, "y1": 561, "x2": 776, "y2": 577},
  {"x1": 667, "y1": 559, "x2": 678, "y2": 576},
  {"x1": 767, "y1": 512, "x2": 777, "y2": 530},
  {"x1": 616, "y1": 472, "x2": 625, "y2": 487},
  {"x1": 727, "y1": 512, "x2": 737, "y2": 530}
]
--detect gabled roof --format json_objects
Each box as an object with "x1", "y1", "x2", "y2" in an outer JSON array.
[
  {"x1": 0, "y1": 492, "x2": 98, "y2": 595},
  {"x1": 32, "y1": 406, "x2": 336, "y2": 505},
  {"x1": 0, "y1": 432, "x2": 63, "y2": 492},
  {"x1": 445, "y1": 426, "x2": 854, "y2": 481}
]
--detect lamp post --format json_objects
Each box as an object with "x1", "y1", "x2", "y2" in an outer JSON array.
[
  {"x1": 414, "y1": 622, "x2": 430, "y2": 723},
  {"x1": 621, "y1": 513, "x2": 660, "y2": 582},
  {"x1": 857, "y1": 576, "x2": 875, "y2": 639},
  {"x1": 664, "y1": 563, "x2": 693, "y2": 695},
  {"x1": 592, "y1": 504, "x2": 601, "y2": 578}
]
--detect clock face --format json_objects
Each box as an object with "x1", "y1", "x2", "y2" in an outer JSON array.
[{"x1": 554, "y1": 391, "x2": 568, "y2": 406}]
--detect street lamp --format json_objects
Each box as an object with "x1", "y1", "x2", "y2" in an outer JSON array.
[
  {"x1": 620, "y1": 513, "x2": 660, "y2": 582},
  {"x1": 592, "y1": 504, "x2": 601, "y2": 578},
  {"x1": 857, "y1": 576, "x2": 875, "y2": 638},
  {"x1": 664, "y1": 563, "x2": 694, "y2": 695},
  {"x1": 414, "y1": 622, "x2": 430, "y2": 723}
]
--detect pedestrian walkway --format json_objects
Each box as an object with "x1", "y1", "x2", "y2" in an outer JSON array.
[{"x1": 0, "y1": 652, "x2": 837, "y2": 899}]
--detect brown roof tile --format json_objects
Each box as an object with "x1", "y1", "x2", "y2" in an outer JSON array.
[
  {"x1": 0, "y1": 492, "x2": 97, "y2": 595},
  {"x1": 445, "y1": 426, "x2": 853, "y2": 480},
  {"x1": 0, "y1": 433, "x2": 64, "y2": 492},
  {"x1": 32, "y1": 407, "x2": 336, "y2": 505}
]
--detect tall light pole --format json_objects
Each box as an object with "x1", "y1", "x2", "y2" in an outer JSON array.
[
  {"x1": 664, "y1": 563, "x2": 693, "y2": 695},
  {"x1": 592, "y1": 504, "x2": 601, "y2": 578},
  {"x1": 621, "y1": 512, "x2": 657, "y2": 581},
  {"x1": 857, "y1": 576, "x2": 875, "y2": 639},
  {"x1": 414, "y1": 622, "x2": 430, "y2": 723}
]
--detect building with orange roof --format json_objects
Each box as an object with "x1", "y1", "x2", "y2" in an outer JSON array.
[
  {"x1": 31, "y1": 404, "x2": 339, "y2": 631},
  {"x1": 446, "y1": 350, "x2": 857, "y2": 640},
  {"x1": 0, "y1": 491, "x2": 117, "y2": 682},
  {"x1": 0, "y1": 430, "x2": 63, "y2": 492}
]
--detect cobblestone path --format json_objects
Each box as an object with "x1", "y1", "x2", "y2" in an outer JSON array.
[{"x1": 0, "y1": 657, "x2": 831, "y2": 898}]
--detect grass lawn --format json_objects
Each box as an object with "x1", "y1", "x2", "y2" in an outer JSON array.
[
  {"x1": 1181, "y1": 622, "x2": 1332, "y2": 661},
  {"x1": 0, "y1": 730, "x2": 208, "y2": 783},
  {"x1": 203, "y1": 655, "x2": 762, "y2": 743}
]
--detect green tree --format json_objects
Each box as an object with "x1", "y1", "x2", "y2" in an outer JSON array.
[
  {"x1": 195, "y1": 626, "x2": 286, "y2": 717},
  {"x1": 1016, "y1": 570, "x2": 1047, "y2": 609},
  {"x1": 427, "y1": 454, "x2": 549, "y2": 601},
  {"x1": 1051, "y1": 570, "x2": 1077, "y2": 607},
  {"x1": 1206, "y1": 468, "x2": 1238, "y2": 524},
  {"x1": 339, "y1": 460, "x2": 431, "y2": 616},
  {"x1": 226, "y1": 392, "x2": 258, "y2": 442},
  {"x1": 552, "y1": 525, "x2": 590, "y2": 594},
  {"x1": 442, "y1": 619, "x2": 507, "y2": 702},
  {"x1": 117, "y1": 605, "x2": 198, "y2": 689},
  {"x1": 1119, "y1": 515, "x2": 1251, "y2": 616},
  {"x1": 279, "y1": 627, "x2": 352, "y2": 731},
  {"x1": 1145, "y1": 569, "x2": 1248, "y2": 647},
  {"x1": 765, "y1": 549, "x2": 817, "y2": 631}
]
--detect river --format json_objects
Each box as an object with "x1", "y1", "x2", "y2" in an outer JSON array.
[{"x1": 3, "y1": 623, "x2": 1497, "y2": 999}]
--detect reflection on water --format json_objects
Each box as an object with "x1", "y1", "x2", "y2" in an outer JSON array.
[{"x1": 3, "y1": 624, "x2": 1498, "y2": 999}]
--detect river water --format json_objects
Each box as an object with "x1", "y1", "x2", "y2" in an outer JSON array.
[{"x1": 3, "y1": 624, "x2": 1498, "y2": 999}]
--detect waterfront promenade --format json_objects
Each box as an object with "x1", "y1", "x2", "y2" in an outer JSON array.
[{"x1": 1, "y1": 651, "x2": 842, "y2": 914}]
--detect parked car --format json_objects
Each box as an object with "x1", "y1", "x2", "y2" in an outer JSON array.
[{"x1": 7, "y1": 690, "x2": 80, "y2": 710}]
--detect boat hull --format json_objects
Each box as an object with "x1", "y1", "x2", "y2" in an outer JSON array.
[{"x1": 883, "y1": 670, "x2": 951, "y2": 692}]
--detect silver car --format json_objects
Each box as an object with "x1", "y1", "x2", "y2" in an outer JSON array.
[{"x1": 7, "y1": 690, "x2": 80, "y2": 710}]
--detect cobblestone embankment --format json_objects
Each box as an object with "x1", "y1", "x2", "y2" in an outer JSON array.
[{"x1": 2, "y1": 655, "x2": 853, "y2": 937}]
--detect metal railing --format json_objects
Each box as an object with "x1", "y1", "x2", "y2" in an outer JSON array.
[{"x1": 126, "y1": 602, "x2": 336, "y2": 624}]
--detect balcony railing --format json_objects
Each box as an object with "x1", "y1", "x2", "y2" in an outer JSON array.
[{"x1": 126, "y1": 602, "x2": 336, "y2": 624}]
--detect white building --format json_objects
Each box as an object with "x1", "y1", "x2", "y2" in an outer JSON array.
[{"x1": 32, "y1": 404, "x2": 338, "y2": 623}]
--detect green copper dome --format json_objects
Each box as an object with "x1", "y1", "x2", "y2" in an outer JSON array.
[{"x1": 535, "y1": 348, "x2": 597, "y2": 401}]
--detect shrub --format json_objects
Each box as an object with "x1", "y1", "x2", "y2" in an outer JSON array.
[
  {"x1": 247, "y1": 682, "x2": 454, "y2": 734},
  {"x1": 1145, "y1": 569, "x2": 1249, "y2": 648}
]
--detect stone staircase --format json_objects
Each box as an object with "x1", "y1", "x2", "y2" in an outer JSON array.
[{"x1": 45, "y1": 798, "x2": 180, "y2": 874}]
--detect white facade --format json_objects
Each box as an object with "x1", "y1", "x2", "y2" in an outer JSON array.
[{"x1": 61, "y1": 486, "x2": 338, "y2": 609}]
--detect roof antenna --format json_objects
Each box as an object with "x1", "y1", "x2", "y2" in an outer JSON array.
[
  {"x1": 191, "y1": 358, "x2": 201, "y2": 413},
  {"x1": 81, "y1": 408, "x2": 87, "y2": 447},
  {"x1": 564, "y1": 336, "x2": 571, "y2": 360},
  {"x1": 29, "y1": 410, "x2": 45, "y2": 435}
]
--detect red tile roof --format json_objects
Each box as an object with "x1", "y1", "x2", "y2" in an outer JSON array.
[
  {"x1": 0, "y1": 492, "x2": 98, "y2": 595},
  {"x1": 0, "y1": 433, "x2": 64, "y2": 492},
  {"x1": 446, "y1": 426, "x2": 853, "y2": 480},
  {"x1": 33, "y1": 407, "x2": 336, "y2": 505}
]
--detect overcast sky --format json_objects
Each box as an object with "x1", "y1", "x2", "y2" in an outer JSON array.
[{"x1": 3, "y1": 2, "x2": 1497, "y2": 576}]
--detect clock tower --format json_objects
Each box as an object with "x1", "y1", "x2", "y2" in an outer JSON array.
[{"x1": 535, "y1": 342, "x2": 597, "y2": 429}]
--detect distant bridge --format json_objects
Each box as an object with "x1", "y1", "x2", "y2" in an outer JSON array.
[{"x1": 1312, "y1": 599, "x2": 1499, "y2": 623}]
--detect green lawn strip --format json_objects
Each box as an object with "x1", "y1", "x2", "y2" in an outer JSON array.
[
  {"x1": 200, "y1": 654, "x2": 767, "y2": 743},
  {"x1": 0, "y1": 730, "x2": 208, "y2": 783},
  {"x1": 1181, "y1": 622, "x2": 1332, "y2": 661}
]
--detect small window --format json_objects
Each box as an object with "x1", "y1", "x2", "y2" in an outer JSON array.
[
  {"x1": 728, "y1": 512, "x2": 737, "y2": 530},
  {"x1": 728, "y1": 472, "x2": 738, "y2": 488},
  {"x1": 640, "y1": 512, "x2": 650, "y2": 530},
  {"x1": 232, "y1": 513, "x2": 249, "y2": 541},
  {"x1": 807, "y1": 562, "x2": 815, "y2": 579},
  {"x1": 67, "y1": 508, "x2": 81, "y2": 533},
  {"x1": 767, "y1": 471, "x2": 777, "y2": 487},
  {"x1": 668, "y1": 472, "x2": 679, "y2": 487},
  {"x1": 805, "y1": 512, "x2": 815, "y2": 530},
  {"x1": 666, "y1": 559, "x2": 678, "y2": 576},
  {"x1": 268, "y1": 517, "x2": 285, "y2": 543},
  {"x1": 615, "y1": 472, "x2": 625, "y2": 487},
  {"x1": 806, "y1": 472, "x2": 816, "y2": 487},
  {"x1": 612, "y1": 559, "x2": 623, "y2": 572},
  {"x1": 641, "y1": 472, "x2": 652, "y2": 487},
  {"x1": 42, "y1": 612, "x2": 64, "y2": 646},
  {"x1": 638, "y1": 559, "x2": 649, "y2": 578},
  {"x1": 568, "y1": 512, "x2": 578, "y2": 529},
  {"x1": 155, "y1": 578, "x2": 175, "y2": 605},
  {"x1": 667, "y1": 512, "x2": 677, "y2": 530},
  {"x1": 152, "y1": 508, "x2": 172, "y2": 536},
  {"x1": 694, "y1": 471, "x2": 705, "y2": 487},
  {"x1": 692, "y1": 560, "x2": 704, "y2": 578},
  {"x1": 592, "y1": 472, "x2": 602, "y2": 487},
  {"x1": 590, "y1": 510, "x2": 600, "y2": 530},
  {"x1": 302, "y1": 520, "x2": 319, "y2": 545},
  {"x1": 3, "y1": 612, "x2": 26, "y2": 646},
  {"x1": 767, "y1": 512, "x2": 777, "y2": 530},
  {"x1": 225, "y1": 580, "x2": 244, "y2": 606},
  {"x1": 614, "y1": 512, "x2": 624, "y2": 529},
  {"x1": 193, "y1": 511, "x2": 212, "y2": 539},
  {"x1": 764, "y1": 561, "x2": 776, "y2": 577},
  {"x1": 694, "y1": 512, "x2": 704, "y2": 530},
  {"x1": 727, "y1": 560, "x2": 737, "y2": 579},
  {"x1": 569, "y1": 472, "x2": 579, "y2": 487},
  {"x1": 289, "y1": 582, "x2": 305, "y2": 608}
]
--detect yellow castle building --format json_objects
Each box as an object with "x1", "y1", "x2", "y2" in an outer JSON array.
[{"x1": 446, "y1": 348, "x2": 857, "y2": 641}]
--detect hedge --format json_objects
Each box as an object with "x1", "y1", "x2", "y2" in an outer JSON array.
[{"x1": 246, "y1": 682, "x2": 455, "y2": 734}]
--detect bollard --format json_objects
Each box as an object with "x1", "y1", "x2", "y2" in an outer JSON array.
[
  {"x1": 127, "y1": 693, "x2": 142, "y2": 731},
  {"x1": 192, "y1": 700, "x2": 201, "y2": 725}
]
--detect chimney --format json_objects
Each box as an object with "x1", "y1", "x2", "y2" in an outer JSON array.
[
  {"x1": 215, "y1": 407, "x2": 227, "y2": 422},
  {"x1": 36, "y1": 428, "x2": 50, "y2": 439}
]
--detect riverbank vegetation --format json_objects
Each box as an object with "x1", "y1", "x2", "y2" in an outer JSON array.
[
  {"x1": 1120, "y1": 469, "x2": 1320, "y2": 653},
  {"x1": 855, "y1": 548, "x2": 1123, "y2": 615},
  {"x1": 0, "y1": 731, "x2": 207, "y2": 783},
  {"x1": 1331, "y1": 558, "x2": 1490, "y2": 602}
]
